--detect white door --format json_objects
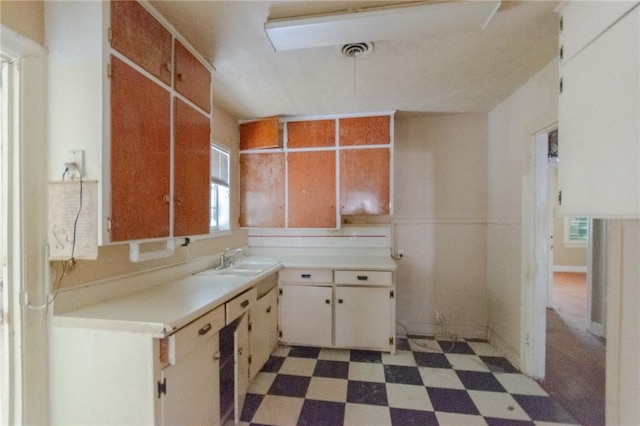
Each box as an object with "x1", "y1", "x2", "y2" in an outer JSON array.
[
  {"x1": 161, "y1": 335, "x2": 220, "y2": 425},
  {"x1": 334, "y1": 286, "x2": 392, "y2": 350},
  {"x1": 249, "y1": 287, "x2": 278, "y2": 381},
  {"x1": 279, "y1": 285, "x2": 332, "y2": 347},
  {"x1": 234, "y1": 313, "x2": 249, "y2": 424}
]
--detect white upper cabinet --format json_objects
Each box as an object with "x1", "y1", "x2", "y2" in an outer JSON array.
[{"x1": 558, "y1": 3, "x2": 640, "y2": 218}]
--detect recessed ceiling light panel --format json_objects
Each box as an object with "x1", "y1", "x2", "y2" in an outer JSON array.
[{"x1": 265, "y1": 1, "x2": 501, "y2": 51}]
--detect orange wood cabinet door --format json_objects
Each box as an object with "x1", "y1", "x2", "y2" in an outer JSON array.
[
  {"x1": 339, "y1": 116, "x2": 390, "y2": 146},
  {"x1": 174, "y1": 98, "x2": 211, "y2": 237},
  {"x1": 240, "y1": 153, "x2": 285, "y2": 227},
  {"x1": 174, "y1": 40, "x2": 211, "y2": 113},
  {"x1": 287, "y1": 120, "x2": 335, "y2": 148},
  {"x1": 288, "y1": 151, "x2": 336, "y2": 228},
  {"x1": 239, "y1": 118, "x2": 280, "y2": 150},
  {"x1": 110, "y1": 0, "x2": 172, "y2": 85},
  {"x1": 340, "y1": 148, "x2": 390, "y2": 215},
  {"x1": 110, "y1": 56, "x2": 171, "y2": 241}
]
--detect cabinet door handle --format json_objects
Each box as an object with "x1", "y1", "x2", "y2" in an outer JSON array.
[
  {"x1": 238, "y1": 347, "x2": 243, "y2": 355},
  {"x1": 338, "y1": 299, "x2": 343, "y2": 304},
  {"x1": 357, "y1": 275, "x2": 369, "y2": 281},
  {"x1": 163, "y1": 194, "x2": 170, "y2": 204},
  {"x1": 213, "y1": 351, "x2": 221, "y2": 360},
  {"x1": 198, "y1": 323, "x2": 212, "y2": 336},
  {"x1": 266, "y1": 305, "x2": 272, "y2": 313},
  {"x1": 301, "y1": 274, "x2": 311, "y2": 279},
  {"x1": 175, "y1": 196, "x2": 184, "y2": 206},
  {"x1": 176, "y1": 72, "x2": 183, "y2": 82},
  {"x1": 325, "y1": 299, "x2": 330, "y2": 304},
  {"x1": 241, "y1": 299, "x2": 250, "y2": 308}
]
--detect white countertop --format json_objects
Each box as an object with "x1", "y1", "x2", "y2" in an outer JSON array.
[{"x1": 52, "y1": 252, "x2": 396, "y2": 337}]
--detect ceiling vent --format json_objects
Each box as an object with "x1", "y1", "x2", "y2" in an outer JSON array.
[{"x1": 341, "y1": 42, "x2": 373, "y2": 58}]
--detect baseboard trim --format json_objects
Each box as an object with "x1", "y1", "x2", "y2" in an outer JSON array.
[{"x1": 487, "y1": 329, "x2": 521, "y2": 371}]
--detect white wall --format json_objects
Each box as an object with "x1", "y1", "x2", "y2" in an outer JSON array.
[
  {"x1": 393, "y1": 113, "x2": 488, "y2": 338},
  {"x1": 487, "y1": 59, "x2": 559, "y2": 365}
]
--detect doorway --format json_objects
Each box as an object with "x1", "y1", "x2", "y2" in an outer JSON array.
[{"x1": 535, "y1": 128, "x2": 606, "y2": 425}]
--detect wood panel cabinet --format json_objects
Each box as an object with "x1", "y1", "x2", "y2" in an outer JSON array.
[
  {"x1": 48, "y1": 1, "x2": 214, "y2": 244},
  {"x1": 174, "y1": 98, "x2": 211, "y2": 237},
  {"x1": 340, "y1": 148, "x2": 390, "y2": 215},
  {"x1": 174, "y1": 39, "x2": 211, "y2": 113},
  {"x1": 240, "y1": 117, "x2": 280, "y2": 150},
  {"x1": 240, "y1": 153, "x2": 286, "y2": 227},
  {"x1": 558, "y1": 4, "x2": 640, "y2": 217},
  {"x1": 110, "y1": 0, "x2": 172, "y2": 85},
  {"x1": 339, "y1": 115, "x2": 390, "y2": 146},
  {"x1": 288, "y1": 151, "x2": 336, "y2": 228},
  {"x1": 110, "y1": 55, "x2": 171, "y2": 241},
  {"x1": 287, "y1": 119, "x2": 335, "y2": 148}
]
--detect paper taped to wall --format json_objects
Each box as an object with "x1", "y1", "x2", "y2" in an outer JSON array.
[{"x1": 48, "y1": 180, "x2": 98, "y2": 260}]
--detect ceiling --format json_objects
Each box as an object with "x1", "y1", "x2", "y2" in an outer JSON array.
[{"x1": 150, "y1": 1, "x2": 559, "y2": 120}]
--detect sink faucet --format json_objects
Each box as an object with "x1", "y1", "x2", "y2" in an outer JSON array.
[{"x1": 219, "y1": 247, "x2": 247, "y2": 269}]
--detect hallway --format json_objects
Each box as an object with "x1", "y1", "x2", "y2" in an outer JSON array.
[{"x1": 540, "y1": 272, "x2": 606, "y2": 426}]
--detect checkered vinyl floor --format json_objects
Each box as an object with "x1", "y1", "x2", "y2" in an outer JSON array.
[{"x1": 237, "y1": 338, "x2": 578, "y2": 425}]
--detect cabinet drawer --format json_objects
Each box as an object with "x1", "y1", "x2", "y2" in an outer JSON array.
[
  {"x1": 278, "y1": 268, "x2": 333, "y2": 284},
  {"x1": 226, "y1": 287, "x2": 257, "y2": 325},
  {"x1": 334, "y1": 270, "x2": 392, "y2": 286},
  {"x1": 167, "y1": 306, "x2": 225, "y2": 364}
]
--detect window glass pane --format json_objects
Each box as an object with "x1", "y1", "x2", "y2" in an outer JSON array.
[
  {"x1": 568, "y1": 217, "x2": 588, "y2": 241},
  {"x1": 210, "y1": 144, "x2": 230, "y2": 232}
]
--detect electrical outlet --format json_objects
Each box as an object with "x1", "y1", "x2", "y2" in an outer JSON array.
[{"x1": 66, "y1": 150, "x2": 84, "y2": 177}]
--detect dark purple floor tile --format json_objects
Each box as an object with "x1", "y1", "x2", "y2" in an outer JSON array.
[
  {"x1": 481, "y1": 356, "x2": 519, "y2": 373},
  {"x1": 438, "y1": 340, "x2": 475, "y2": 354},
  {"x1": 414, "y1": 352, "x2": 452, "y2": 369},
  {"x1": 347, "y1": 380, "x2": 388, "y2": 406},
  {"x1": 485, "y1": 417, "x2": 535, "y2": 426},
  {"x1": 390, "y1": 407, "x2": 438, "y2": 425},
  {"x1": 456, "y1": 370, "x2": 507, "y2": 392},
  {"x1": 260, "y1": 355, "x2": 285, "y2": 373},
  {"x1": 313, "y1": 360, "x2": 350, "y2": 379},
  {"x1": 240, "y1": 393, "x2": 263, "y2": 422},
  {"x1": 384, "y1": 364, "x2": 424, "y2": 385},
  {"x1": 512, "y1": 394, "x2": 578, "y2": 423},
  {"x1": 426, "y1": 387, "x2": 479, "y2": 415},
  {"x1": 350, "y1": 350, "x2": 383, "y2": 363},
  {"x1": 267, "y1": 374, "x2": 311, "y2": 398},
  {"x1": 289, "y1": 346, "x2": 321, "y2": 358},
  {"x1": 297, "y1": 399, "x2": 345, "y2": 426},
  {"x1": 396, "y1": 338, "x2": 412, "y2": 351}
]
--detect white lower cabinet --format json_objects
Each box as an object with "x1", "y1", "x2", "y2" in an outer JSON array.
[
  {"x1": 278, "y1": 268, "x2": 395, "y2": 352},
  {"x1": 249, "y1": 286, "x2": 279, "y2": 381},
  {"x1": 234, "y1": 314, "x2": 250, "y2": 424},
  {"x1": 335, "y1": 286, "x2": 393, "y2": 350},
  {"x1": 279, "y1": 284, "x2": 333, "y2": 347},
  {"x1": 161, "y1": 334, "x2": 220, "y2": 425}
]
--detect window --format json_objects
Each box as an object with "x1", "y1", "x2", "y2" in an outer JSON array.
[
  {"x1": 565, "y1": 217, "x2": 589, "y2": 245},
  {"x1": 210, "y1": 144, "x2": 230, "y2": 232}
]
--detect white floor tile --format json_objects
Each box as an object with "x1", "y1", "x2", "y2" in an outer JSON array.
[
  {"x1": 446, "y1": 354, "x2": 490, "y2": 372},
  {"x1": 436, "y1": 411, "x2": 489, "y2": 425},
  {"x1": 278, "y1": 357, "x2": 317, "y2": 376},
  {"x1": 468, "y1": 390, "x2": 531, "y2": 420},
  {"x1": 305, "y1": 377, "x2": 348, "y2": 402},
  {"x1": 467, "y1": 341, "x2": 503, "y2": 357},
  {"x1": 247, "y1": 372, "x2": 276, "y2": 395},
  {"x1": 386, "y1": 383, "x2": 433, "y2": 411},
  {"x1": 382, "y1": 350, "x2": 417, "y2": 366},
  {"x1": 418, "y1": 366, "x2": 466, "y2": 389},
  {"x1": 344, "y1": 403, "x2": 391, "y2": 426},
  {"x1": 495, "y1": 373, "x2": 549, "y2": 396},
  {"x1": 251, "y1": 395, "x2": 304, "y2": 425},
  {"x1": 347, "y1": 362, "x2": 386, "y2": 382},
  {"x1": 271, "y1": 345, "x2": 291, "y2": 357},
  {"x1": 318, "y1": 348, "x2": 351, "y2": 362}
]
